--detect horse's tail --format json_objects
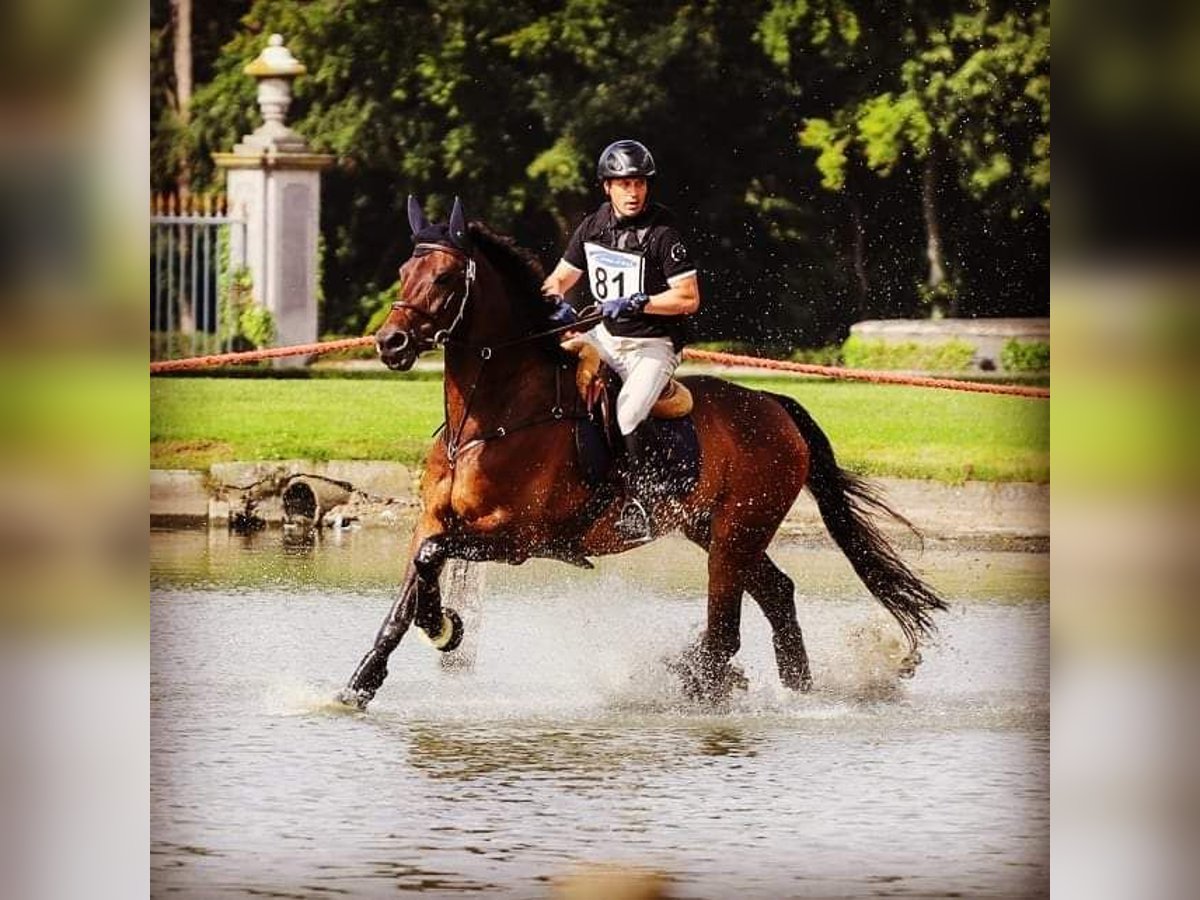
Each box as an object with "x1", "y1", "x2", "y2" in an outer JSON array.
[{"x1": 766, "y1": 392, "x2": 947, "y2": 648}]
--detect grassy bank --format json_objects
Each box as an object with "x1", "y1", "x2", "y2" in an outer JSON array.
[{"x1": 150, "y1": 372, "x2": 1048, "y2": 483}]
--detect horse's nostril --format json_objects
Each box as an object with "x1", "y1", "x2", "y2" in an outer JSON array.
[{"x1": 379, "y1": 329, "x2": 409, "y2": 352}]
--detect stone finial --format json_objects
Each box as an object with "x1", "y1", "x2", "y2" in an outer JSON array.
[
  {"x1": 243, "y1": 34, "x2": 307, "y2": 78},
  {"x1": 238, "y1": 34, "x2": 309, "y2": 153}
]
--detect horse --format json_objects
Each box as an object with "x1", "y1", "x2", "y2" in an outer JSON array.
[{"x1": 337, "y1": 197, "x2": 946, "y2": 709}]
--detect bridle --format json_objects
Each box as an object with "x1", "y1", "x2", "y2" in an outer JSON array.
[
  {"x1": 387, "y1": 241, "x2": 600, "y2": 358},
  {"x1": 383, "y1": 239, "x2": 605, "y2": 467},
  {"x1": 387, "y1": 242, "x2": 478, "y2": 352}
]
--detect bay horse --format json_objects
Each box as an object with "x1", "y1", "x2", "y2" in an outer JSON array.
[{"x1": 337, "y1": 197, "x2": 945, "y2": 709}]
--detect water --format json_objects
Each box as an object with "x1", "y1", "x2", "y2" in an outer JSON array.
[{"x1": 151, "y1": 527, "x2": 1048, "y2": 898}]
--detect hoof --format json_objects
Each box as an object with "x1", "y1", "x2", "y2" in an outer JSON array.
[
  {"x1": 420, "y1": 608, "x2": 464, "y2": 653},
  {"x1": 786, "y1": 672, "x2": 813, "y2": 693},
  {"x1": 334, "y1": 687, "x2": 372, "y2": 710},
  {"x1": 779, "y1": 663, "x2": 813, "y2": 693},
  {"x1": 725, "y1": 663, "x2": 749, "y2": 693},
  {"x1": 668, "y1": 651, "x2": 748, "y2": 703},
  {"x1": 897, "y1": 648, "x2": 923, "y2": 680}
]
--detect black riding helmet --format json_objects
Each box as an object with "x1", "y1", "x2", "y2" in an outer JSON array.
[{"x1": 596, "y1": 139, "x2": 657, "y2": 182}]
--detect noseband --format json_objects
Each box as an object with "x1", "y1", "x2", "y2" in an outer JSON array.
[{"x1": 388, "y1": 242, "x2": 477, "y2": 350}]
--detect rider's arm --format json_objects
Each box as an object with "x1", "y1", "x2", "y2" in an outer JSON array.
[
  {"x1": 643, "y1": 273, "x2": 700, "y2": 316},
  {"x1": 541, "y1": 260, "x2": 583, "y2": 299}
]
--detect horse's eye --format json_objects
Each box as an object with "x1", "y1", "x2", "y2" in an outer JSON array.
[{"x1": 434, "y1": 271, "x2": 455, "y2": 286}]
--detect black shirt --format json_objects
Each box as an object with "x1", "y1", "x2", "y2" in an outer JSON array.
[{"x1": 562, "y1": 201, "x2": 697, "y2": 348}]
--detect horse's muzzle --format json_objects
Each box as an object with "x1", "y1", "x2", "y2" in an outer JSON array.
[{"x1": 376, "y1": 325, "x2": 418, "y2": 371}]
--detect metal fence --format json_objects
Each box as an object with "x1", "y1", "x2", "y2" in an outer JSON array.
[{"x1": 151, "y1": 194, "x2": 245, "y2": 360}]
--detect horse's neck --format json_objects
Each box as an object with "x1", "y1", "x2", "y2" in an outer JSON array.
[
  {"x1": 442, "y1": 272, "x2": 558, "y2": 425},
  {"x1": 443, "y1": 346, "x2": 558, "y2": 434}
]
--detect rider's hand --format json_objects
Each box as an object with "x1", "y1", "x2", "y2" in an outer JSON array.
[
  {"x1": 546, "y1": 296, "x2": 578, "y2": 326},
  {"x1": 598, "y1": 292, "x2": 650, "y2": 319}
]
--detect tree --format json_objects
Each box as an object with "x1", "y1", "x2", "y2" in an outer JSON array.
[
  {"x1": 151, "y1": 0, "x2": 251, "y2": 194},
  {"x1": 764, "y1": 0, "x2": 1049, "y2": 317},
  {"x1": 172, "y1": 0, "x2": 193, "y2": 195},
  {"x1": 158, "y1": 0, "x2": 1049, "y2": 340}
]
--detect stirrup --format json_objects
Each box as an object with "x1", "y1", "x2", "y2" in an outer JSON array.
[{"x1": 615, "y1": 497, "x2": 653, "y2": 543}]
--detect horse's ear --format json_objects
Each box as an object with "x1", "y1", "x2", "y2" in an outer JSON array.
[
  {"x1": 407, "y1": 195, "x2": 430, "y2": 236},
  {"x1": 448, "y1": 196, "x2": 469, "y2": 249}
]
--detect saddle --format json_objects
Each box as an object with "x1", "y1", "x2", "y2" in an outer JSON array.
[
  {"x1": 559, "y1": 337, "x2": 693, "y2": 420},
  {"x1": 559, "y1": 338, "x2": 701, "y2": 497}
]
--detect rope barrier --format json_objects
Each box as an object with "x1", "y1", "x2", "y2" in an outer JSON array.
[
  {"x1": 149, "y1": 336, "x2": 374, "y2": 373},
  {"x1": 680, "y1": 348, "x2": 1050, "y2": 399},
  {"x1": 150, "y1": 334, "x2": 1049, "y2": 398}
]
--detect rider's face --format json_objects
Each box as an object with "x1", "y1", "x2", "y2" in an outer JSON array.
[{"x1": 604, "y1": 177, "x2": 648, "y2": 218}]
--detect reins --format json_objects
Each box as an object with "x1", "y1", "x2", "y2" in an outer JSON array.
[
  {"x1": 396, "y1": 242, "x2": 599, "y2": 466},
  {"x1": 393, "y1": 242, "x2": 601, "y2": 356}
]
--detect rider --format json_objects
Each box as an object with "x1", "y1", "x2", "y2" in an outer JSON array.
[{"x1": 541, "y1": 139, "x2": 701, "y2": 542}]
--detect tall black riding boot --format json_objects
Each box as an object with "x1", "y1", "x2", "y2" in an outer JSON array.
[{"x1": 615, "y1": 429, "x2": 654, "y2": 543}]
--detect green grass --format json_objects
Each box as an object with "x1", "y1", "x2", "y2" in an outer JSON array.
[
  {"x1": 732, "y1": 377, "x2": 1048, "y2": 483},
  {"x1": 150, "y1": 377, "x2": 445, "y2": 470},
  {"x1": 150, "y1": 373, "x2": 1048, "y2": 483}
]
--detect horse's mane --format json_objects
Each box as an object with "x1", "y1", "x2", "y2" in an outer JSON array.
[{"x1": 467, "y1": 221, "x2": 553, "y2": 328}]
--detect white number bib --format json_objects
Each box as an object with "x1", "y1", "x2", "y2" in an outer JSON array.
[{"x1": 583, "y1": 242, "x2": 644, "y2": 302}]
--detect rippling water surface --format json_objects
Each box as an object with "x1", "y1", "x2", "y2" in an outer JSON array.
[{"x1": 151, "y1": 527, "x2": 1048, "y2": 898}]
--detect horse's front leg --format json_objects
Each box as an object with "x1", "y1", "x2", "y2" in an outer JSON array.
[
  {"x1": 336, "y1": 510, "x2": 447, "y2": 708},
  {"x1": 338, "y1": 531, "x2": 511, "y2": 709},
  {"x1": 337, "y1": 559, "x2": 425, "y2": 710}
]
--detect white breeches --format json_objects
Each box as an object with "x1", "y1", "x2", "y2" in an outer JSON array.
[{"x1": 580, "y1": 325, "x2": 681, "y2": 435}]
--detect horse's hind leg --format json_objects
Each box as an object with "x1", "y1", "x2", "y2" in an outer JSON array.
[
  {"x1": 674, "y1": 515, "x2": 780, "y2": 700},
  {"x1": 744, "y1": 555, "x2": 812, "y2": 692},
  {"x1": 683, "y1": 520, "x2": 810, "y2": 693},
  {"x1": 684, "y1": 547, "x2": 748, "y2": 700}
]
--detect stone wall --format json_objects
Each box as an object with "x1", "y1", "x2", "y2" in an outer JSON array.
[{"x1": 150, "y1": 464, "x2": 1047, "y2": 543}]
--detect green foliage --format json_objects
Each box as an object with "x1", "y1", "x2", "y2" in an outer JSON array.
[
  {"x1": 842, "y1": 335, "x2": 976, "y2": 372},
  {"x1": 916, "y1": 278, "x2": 960, "y2": 317},
  {"x1": 219, "y1": 266, "x2": 275, "y2": 349},
  {"x1": 1000, "y1": 338, "x2": 1050, "y2": 372},
  {"x1": 362, "y1": 283, "x2": 401, "y2": 336},
  {"x1": 239, "y1": 304, "x2": 276, "y2": 349},
  {"x1": 527, "y1": 136, "x2": 588, "y2": 196},
  {"x1": 855, "y1": 92, "x2": 933, "y2": 176},
  {"x1": 798, "y1": 118, "x2": 849, "y2": 190},
  {"x1": 788, "y1": 344, "x2": 844, "y2": 366},
  {"x1": 152, "y1": 0, "x2": 1050, "y2": 342},
  {"x1": 776, "y1": 2, "x2": 1049, "y2": 214}
]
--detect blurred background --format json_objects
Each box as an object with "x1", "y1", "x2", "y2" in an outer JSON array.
[
  {"x1": 2, "y1": 0, "x2": 1199, "y2": 896},
  {"x1": 150, "y1": 0, "x2": 1049, "y2": 348}
]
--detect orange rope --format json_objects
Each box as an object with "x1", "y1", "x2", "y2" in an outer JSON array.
[
  {"x1": 680, "y1": 348, "x2": 1050, "y2": 399},
  {"x1": 150, "y1": 335, "x2": 1049, "y2": 398},
  {"x1": 149, "y1": 336, "x2": 375, "y2": 373}
]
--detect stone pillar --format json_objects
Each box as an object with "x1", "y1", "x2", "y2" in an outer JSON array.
[{"x1": 213, "y1": 35, "x2": 334, "y2": 364}]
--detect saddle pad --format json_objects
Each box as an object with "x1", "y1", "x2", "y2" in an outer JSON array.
[
  {"x1": 574, "y1": 417, "x2": 612, "y2": 487},
  {"x1": 639, "y1": 416, "x2": 701, "y2": 498},
  {"x1": 574, "y1": 415, "x2": 701, "y2": 499}
]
